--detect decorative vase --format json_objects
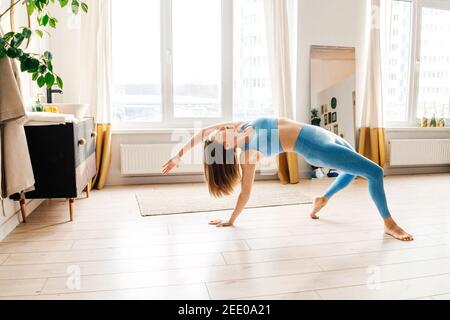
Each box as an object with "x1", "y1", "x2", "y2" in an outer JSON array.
[{"x1": 429, "y1": 113, "x2": 437, "y2": 127}]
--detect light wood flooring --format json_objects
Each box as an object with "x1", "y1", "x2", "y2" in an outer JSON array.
[{"x1": 1, "y1": 174, "x2": 450, "y2": 300}]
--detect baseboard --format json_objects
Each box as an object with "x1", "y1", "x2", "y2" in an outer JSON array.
[
  {"x1": 107, "y1": 169, "x2": 314, "y2": 186},
  {"x1": 385, "y1": 165, "x2": 450, "y2": 176},
  {"x1": 107, "y1": 173, "x2": 278, "y2": 186},
  {"x1": 0, "y1": 199, "x2": 43, "y2": 241}
]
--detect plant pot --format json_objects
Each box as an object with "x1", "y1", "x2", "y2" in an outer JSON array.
[{"x1": 311, "y1": 118, "x2": 321, "y2": 126}]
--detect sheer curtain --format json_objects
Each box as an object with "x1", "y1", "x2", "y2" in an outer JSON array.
[
  {"x1": 78, "y1": 0, "x2": 112, "y2": 189},
  {"x1": 263, "y1": 0, "x2": 299, "y2": 184},
  {"x1": 359, "y1": 0, "x2": 392, "y2": 167}
]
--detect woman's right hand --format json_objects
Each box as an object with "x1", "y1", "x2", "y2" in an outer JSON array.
[
  {"x1": 209, "y1": 219, "x2": 234, "y2": 228},
  {"x1": 162, "y1": 155, "x2": 181, "y2": 175}
]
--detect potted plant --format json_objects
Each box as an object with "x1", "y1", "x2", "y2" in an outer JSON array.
[
  {"x1": 311, "y1": 108, "x2": 321, "y2": 127},
  {"x1": 0, "y1": 0, "x2": 88, "y2": 90}
]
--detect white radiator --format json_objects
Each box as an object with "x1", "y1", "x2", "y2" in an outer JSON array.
[
  {"x1": 120, "y1": 144, "x2": 278, "y2": 176},
  {"x1": 389, "y1": 139, "x2": 450, "y2": 166},
  {"x1": 120, "y1": 144, "x2": 202, "y2": 175}
]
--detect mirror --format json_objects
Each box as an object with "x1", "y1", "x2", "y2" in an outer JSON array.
[{"x1": 310, "y1": 46, "x2": 356, "y2": 149}]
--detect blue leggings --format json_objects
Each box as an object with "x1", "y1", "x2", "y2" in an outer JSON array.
[{"x1": 295, "y1": 124, "x2": 391, "y2": 219}]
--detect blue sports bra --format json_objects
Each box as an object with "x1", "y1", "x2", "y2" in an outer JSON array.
[{"x1": 239, "y1": 117, "x2": 284, "y2": 157}]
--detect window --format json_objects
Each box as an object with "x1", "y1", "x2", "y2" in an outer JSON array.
[
  {"x1": 172, "y1": 0, "x2": 222, "y2": 119},
  {"x1": 385, "y1": 0, "x2": 413, "y2": 123},
  {"x1": 233, "y1": 0, "x2": 273, "y2": 120},
  {"x1": 416, "y1": 6, "x2": 450, "y2": 120},
  {"x1": 385, "y1": 0, "x2": 450, "y2": 126},
  {"x1": 112, "y1": 0, "x2": 162, "y2": 123},
  {"x1": 112, "y1": 0, "x2": 281, "y2": 128}
]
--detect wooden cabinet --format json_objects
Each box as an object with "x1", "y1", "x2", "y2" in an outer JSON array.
[{"x1": 10, "y1": 118, "x2": 97, "y2": 222}]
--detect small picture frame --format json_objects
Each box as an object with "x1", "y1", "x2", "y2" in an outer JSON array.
[
  {"x1": 321, "y1": 105, "x2": 325, "y2": 115},
  {"x1": 332, "y1": 112, "x2": 337, "y2": 123},
  {"x1": 324, "y1": 104, "x2": 328, "y2": 113},
  {"x1": 324, "y1": 114, "x2": 328, "y2": 126},
  {"x1": 331, "y1": 97, "x2": 337, "y2": 109},
  {"x1": 333, "y1": 124, "x2": 339, "y2": 135},
  {"x1": 328, "y1": 113, "x2": 332, "y2": 124}
]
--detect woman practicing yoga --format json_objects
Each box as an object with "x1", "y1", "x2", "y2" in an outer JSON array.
[{"x1": 162, "y1": 117, "x2": 413, "y2": 241}]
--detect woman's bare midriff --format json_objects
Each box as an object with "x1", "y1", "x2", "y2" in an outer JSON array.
[{"x1": 278, "y1": 118, "x2": 304, "y2": 152}]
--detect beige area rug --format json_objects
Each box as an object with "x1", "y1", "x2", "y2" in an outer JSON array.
[{"x1": 136, "y1": 180, "x2": 312, "y2": 217}]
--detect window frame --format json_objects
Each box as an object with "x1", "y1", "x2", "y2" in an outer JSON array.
[
  {"x1": 113, "y1": 0, "x2": 233, "y2": 129},
  {"x1": 386, "y1": 0, "x2": 450, "y2": 127}
]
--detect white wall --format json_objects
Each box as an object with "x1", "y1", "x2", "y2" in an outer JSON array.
[
  {"x1": 295, "y1": 0, "x2": 368, "y2": 122},
  {"x1": 311, "y1": 59, "x2": 355, "y2": 106},
  {"x1": 48, "y1": 5, "x2": 82, "y2": 104},
  {"x1": 295, "y1": 0, "x2": 369, "y2": 176}
]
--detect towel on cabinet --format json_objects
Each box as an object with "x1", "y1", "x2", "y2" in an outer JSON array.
[{"x1": 0, "y1": 28, "x2": 35, "y2": 198}]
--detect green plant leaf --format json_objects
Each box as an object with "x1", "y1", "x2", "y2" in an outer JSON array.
[
  {"x1": 40, "y1": 14, "x2": 50, "y2": 26},
  {"x1": 6, "y1": 47, "x2": 21, "y2": 58},
  {"x1": 49, "y1": 18, "x2": 57, "y2": 28},
  {"x1": 45, "y1": 72, "x2": 56, "y2": 87},
  {"x1": 28, "y1": 59, "x2": 40, "y2": 73},
  {"x1": 39, "y1": 64, "x2": 47, "y2": 74},
  {"x1": 26, "y1": 2, "x2": 35, "y2": 16},
  {"x1": 35, "y1": 29, "x2": 44, "y2": 38},
  {"x1": 3, "y1": 32, "x2": 14, "y2": 41},
  {"x1": 59, "y1": 0, "x2": 69, "y2": 7},
  {"x1": 20, "y1": 58, "x2": 30, "y2": 72},
  {"x1": 37, "y1": 76, "x2": 46, "y2": 88},
  {"x1": 11, "y1": 33, "x2": 25, "y2": 47},
  {"x1": 43, "y1": 51, "x2": 53, "y2": 61},
  {"x1": 71, "y1": 0, "x2": 80, "y2": 14},
  {"x1": 56, "y1": 76, "x2": 64, "y2": 89},
  {"x1": 81, "y1": 2, "x2": 88, "y2": 13},
  {"x1": 46, "y1": 61, "x2": 53, "y2": 72},
  {"x1": 22, "y1": 28, "x2": 32, "y2": 39}
]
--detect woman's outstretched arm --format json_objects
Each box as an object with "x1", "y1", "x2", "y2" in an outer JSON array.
[
  {"x1": 162, "y1": 122, "x2": 238, "y2": 175},
  {"x1": 210, "y1": 163, "x2": 256, "y2": 227}
]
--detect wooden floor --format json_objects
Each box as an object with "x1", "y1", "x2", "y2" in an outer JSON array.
[{"x1": 1, "y1": 174, "x2": 450, "y2": 300}]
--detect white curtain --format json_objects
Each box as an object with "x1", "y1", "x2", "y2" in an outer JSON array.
[
  {"x1": 358, "y1": 0, "x2": 391, "y2": 167},
  {"x1": 360, "y1": 0, "x2": 392, "y2": 129},
  {"x1": 263, "y1": 0, "x2": 295, "y2": 119},
  {"x1": 263, "y1": 0, "x2": 299, "y2": 184},
  {"x1": 77, "y1": 0, "x2": 113, "y2": 189},
  {"x1": 78, "y1": 0, "x2": 112, "y2": 124}
]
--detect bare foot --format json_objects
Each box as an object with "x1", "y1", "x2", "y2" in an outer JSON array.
[
  {"x1": 384, "y1": 218, "x2": 414, "y2": 241},
  {"x1": 309, "y1": 196, "x2": 329, "y2": 220}
]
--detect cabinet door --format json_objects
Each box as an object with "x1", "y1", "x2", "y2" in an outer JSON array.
[
  {"x1": 10, "y1": 124, "x2": 77, "y2": 200},
  {"x1": 73, "y1": 119, "x2": 97, "y2": 196},
  {"x1": 73, "y1": 119, "x2": 96, "y2": 168}
]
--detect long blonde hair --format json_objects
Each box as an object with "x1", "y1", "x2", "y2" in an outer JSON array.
[{"x1": 203, "y1": 140, "x2": 241, "y2": 197}]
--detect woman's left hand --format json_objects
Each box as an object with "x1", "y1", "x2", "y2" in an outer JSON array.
[
  {"x1": 208, "y1": 219, "x2": 234, "y2": 228},
  {"x1": 162, "y1": 155, "x2": 181, "y2": 175}
]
